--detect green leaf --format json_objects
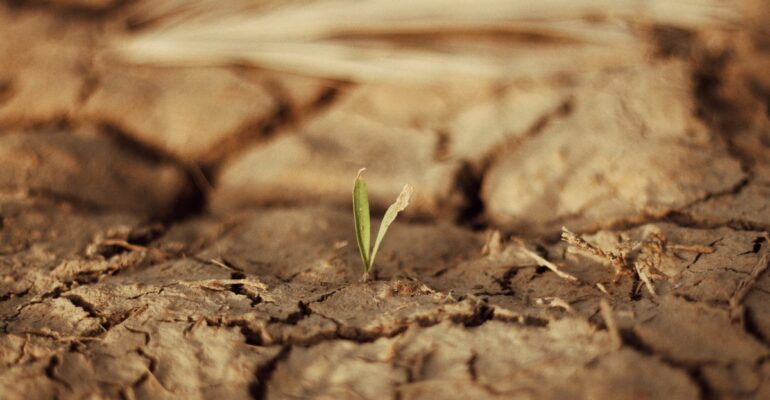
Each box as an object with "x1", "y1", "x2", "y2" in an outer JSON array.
[
  {"x1": 352, "y1": 168, "x2": 371, "y2": 272},
  {"x1": 370, "y1": 184, "x2": 414, "y2": 270}
]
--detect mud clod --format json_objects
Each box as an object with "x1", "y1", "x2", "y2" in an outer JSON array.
[{"x1": 1, "y1": 1, "x2": 770, "y2": 399}]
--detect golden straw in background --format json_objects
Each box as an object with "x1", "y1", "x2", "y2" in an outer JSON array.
[{"x1": 110, "y1": 0, "x2": 740, "y2": 84}]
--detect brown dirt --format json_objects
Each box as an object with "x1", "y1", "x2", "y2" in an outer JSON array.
[{"x1": 1, "y1": 1, "x2": 770, "y2": 399}]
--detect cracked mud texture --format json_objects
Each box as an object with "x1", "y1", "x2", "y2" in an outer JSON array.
[
  {"x1": 0, "y1": 7, "x2": 95, "y2": 127},
  {"x1": 483, "y1": 61, "x2": 745, "y2": 234},
  {"x1": 1, "y1": 1, "x2": 770, "y2": 399}
]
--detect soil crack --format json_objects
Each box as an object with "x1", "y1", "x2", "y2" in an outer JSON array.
[{"x1": 249, "y1": 345, "x2": 292, "y2": 400}]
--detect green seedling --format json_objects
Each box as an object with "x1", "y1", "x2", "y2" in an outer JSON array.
[{"x1": 353, "y1": 168, "x2": 414, "y2": 281}]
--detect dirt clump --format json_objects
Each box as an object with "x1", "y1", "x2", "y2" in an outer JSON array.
[{"x1": 1, "y1": 1, "x2": 770, "y2": 399}]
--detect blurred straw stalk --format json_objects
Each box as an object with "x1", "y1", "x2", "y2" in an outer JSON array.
[{"x1": 111, "y1": 0, "x2": 740, "y2": 84}]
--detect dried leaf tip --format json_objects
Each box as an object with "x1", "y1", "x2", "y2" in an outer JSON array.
[{"x1": 394, "y1": 184, "x2": 414, "y2": 211}]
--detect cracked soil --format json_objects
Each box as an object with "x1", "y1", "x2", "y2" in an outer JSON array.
[{"x1": 1, "y1": 0, "x2": 770, "y2": 399}]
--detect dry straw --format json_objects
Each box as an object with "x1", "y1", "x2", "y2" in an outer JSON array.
[{"x1": 111, "y1": 0, "x2": 737, "y2": 84}]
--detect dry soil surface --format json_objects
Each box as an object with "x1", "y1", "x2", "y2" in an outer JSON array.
[{"x1": 1, "y1": 1, "x2": 770, "y2": 399}]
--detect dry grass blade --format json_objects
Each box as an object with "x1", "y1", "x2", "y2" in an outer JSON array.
[
  {"x1": 110, "y1": 0, "x2": 737, "y2": 84},
  {"x1": 596, "y1": 282, "x2": 609, "y2": 294},
  {"x1": 562, "y1": 227, "x2": 628, "y2": 276},
  {"x1": 513, "y1": 238, "x2": 578, "y2": 282},
  {"x1": 668, "y1": 244, "x2": 715, "y2": 254},
  {"x1": 634, "y1": 262, "x2": 658, "y2": 297},
  {"x1": 633, "y1": 234, "x2": 665, "y2": 297},
  {"x1": 600, "y1": 299, "x2": 622, "y2": 350}
]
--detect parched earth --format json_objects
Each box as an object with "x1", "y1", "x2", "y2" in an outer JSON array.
[{"x1": 1, "y1": 1, "x2": 770, "y2": 399}]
